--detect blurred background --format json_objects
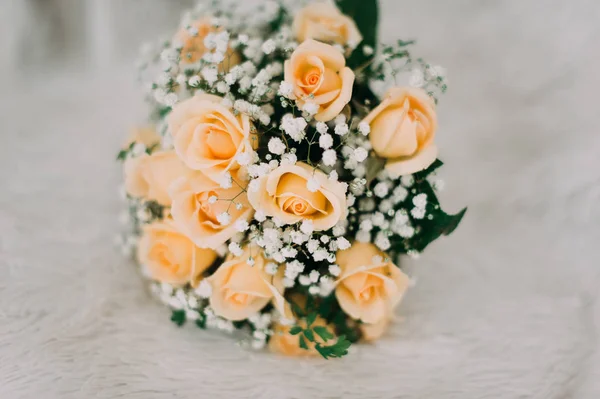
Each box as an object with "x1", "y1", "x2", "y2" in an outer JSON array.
[{"x1": 1, "y1": 1, "x2": 600, "y2": 398}]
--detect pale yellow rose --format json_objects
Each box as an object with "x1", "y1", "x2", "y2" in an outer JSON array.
[
  {"x1": 124, "y1": 151, "x2": 190, "y2": 206},
  {"x1": 293, "y1": 2, "x2": 362, "y2": 47},
  {"x1": 335, "y1": 242, "x2": 409, "y2": 324},
  {"x1": 284, "y1": 39, "x2": 355, "y2": 122},
  {"x1": 137, "y1": 219, "x2": 217, "y2": 287},
  {"x1": 169, "y1": 170, "x2": 253, "y2": 249},
  {"x1": 207, "y1": 246, "x2": 288, "y2": 321},
  {"x1": 175, "y1": 17, "x2": 240, "y2": 70},
  {"x1": 360, "y1": 318, "x2": 391, "y2": 341},
  {"x1": 167, "y1": 93, "x2": 256, "y2": 183},
  {"x1": 123, "y1": 126, "x2": 160, "y2": 149},
  {"x1": 363, "y1": 87, "x2": 438, "y2": 175},
  {"x1": 247, "y1": 162, "x2": 347, "y2": 231},
  {"x1": 269, "y1": 317, "x2": 334, "y2": 357}
]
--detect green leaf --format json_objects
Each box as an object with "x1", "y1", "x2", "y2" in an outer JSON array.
[
  {"x1": 414, "y1": 158, "x2": 444, "y2": 180},
  {"x1": 116, "y1": 142, "x2": 135, "y2": 161},
  {"x1": 390, "y1": 175, "x2": 467, "y2": 253},
  {"x1": 195, "y1": 314, "x2": 206, "y2": 329},
  {"x1": 116, "y1": 149, "x2": 128, "y2": 161},
  {"x1": 289, "y1": 326, "x2": 303, "y2": 335},
  {"x1": 306, "y1": 312, "x2": 317, "y2": 327},
  {"x1": 315, "y1": 335, "x2": 352, "y2": 359},
  {"x1": 366, "y1": 155, "x2": 386, "y2": 187},
  {"x1": 299, "y1": 335, "x2": 308, "y2": 350},
  {"x1": 313, "y1": 326, "x2": 335, "y2": 342},
  {"x1": 304, "y1": 329, "x2": 315, "y2": 342},
  {"x1": 289, "y1": 298, "x2": 306, "y2": 318},
  {"x1": 337, "y1": 0, "x2": 379, "y2": 68},
  {"x1": 170, "y1": 310, "x2": 186, "y2": 327}
]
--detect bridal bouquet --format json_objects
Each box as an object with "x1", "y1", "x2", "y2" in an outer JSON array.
[{"x1": 117, "y1": 0, "x2": 465, "y2": 358}]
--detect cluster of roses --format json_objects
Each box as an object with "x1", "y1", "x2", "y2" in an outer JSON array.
[{"x1": 119, "y1": 0, "x2": 458, "y2": 358}]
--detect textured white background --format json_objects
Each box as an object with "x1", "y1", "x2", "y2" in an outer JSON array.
[{"x1": 2, "y1": 1, "x2": 600, "y2": 398}]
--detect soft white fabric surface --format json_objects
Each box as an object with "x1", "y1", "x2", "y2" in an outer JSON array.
[{"x1": 2, "y1": 1, "x2": 600, "y2": 398}]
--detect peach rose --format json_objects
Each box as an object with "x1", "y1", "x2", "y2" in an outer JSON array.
[
  {"x1": 124, "y1": 151, "x2": 189, "y2": 206},
  {"x1": 168, "y1": 93, "x2": 256, "y2": 183},
  {"x1": 137, "y1": 219, "x2": 217, "y2": 287},
  {"x1": 175, "y1": 17, "x2": 240, "y2": 70},
  {"x1": 207, "y1": 247, "x2": 288, "y2": 321},
  {"x1": 247, "y1": 162, "x2": 347, "y2": 231},
  {"x1": 169, "y1": 170, "x2": 253, "y2": 249},
  {"x1": 293, "y1": 2, "x2": 362, "y2": 47},
  {"x1": 269, "y1": 317, "x2": 334, "y2": 357},
  {"x1": 335, "y1": 242, "x2": 409, "y2": 324},
  {"x1": 363, "y1": 87, "x2": 438, "y2": 175},
  {"x1": 284, "y1": 39, "x2": 355, "y2": 122},
  {"x1": 123, "y1": 126, "x2": 160, "y2": 149},
  {"x1": 360, "y1": 318, "x2": 391, "y2": 341}
]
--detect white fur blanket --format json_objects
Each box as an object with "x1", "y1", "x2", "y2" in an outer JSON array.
[{"x1": 1, "y1": 0, "x2": 600, "y2": 397}]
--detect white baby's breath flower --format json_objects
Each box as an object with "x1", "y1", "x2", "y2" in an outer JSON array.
[
  {"x1": 265, "y1": 262, "x2": 279, "y2": 275},
  {"x1": 332, "y1": 225, "x2": 345, "y2": 237},
  {"x1": 217, "y1": 212, "x2": 231, "y2": 225},
  {"x1": 328, "y1": 264, "x2": 341, "y2": 277},
  {"x1": 236, "y1": 151, "x2": 252, "y2": 166},
  {"x1": 302, "y1": 101, "x2": 319, "y2": 116},
  {"x1": 409, "y1": 68, "x2": 425, "y2": 88},
  {"x1": 201, "y1": 67, "x2": 219, "y2": 86},
  {"x1": 412, "y1": 193, "x2": 428, "y2": 209},
  {"x1": 393, "y1": 185, "x2": 408, "y2": 202},
  {"x1": 401, "y1": 175, "x2": 414, "y2": 187},
  {"x1": 374, "y1": 233, "x2": 391, "y2": 251},
  {"x1": 319, "y1": 133, "x2": 333, "y2": 149},
  {"x1": 306, "y1": 177, "x2": 320, "y2": 193},
  {"x1": 334, "y1": 123, "x2": 349, "y2": 136},
  {"x1": 281, "y1": 152, "x2": 297, "y2": 165},
  {"x1": 254, "y1": 210, "x2": 266, "y2": 222},
  {"x1": 336, "y1": 237, "x2": 351, "y2": 250},
  {"x1": 216, "y1": 81, "x2": 230, "y2": 93},
  {"x1": 308, "y1": 285, "x2": 320, "y2": 295},
  {"x1": 218, "y1": 172, "x2": 233, "y2": 189},
  {"x1": 228, "y1": 242, "x2": 243, "y2": 256},
  {"x1": 261, "y1": 39, "x2": 276, "y2": 54},
  {"x1": 309, "y1": 270, "x2": 320, "y2": 283},
  {"x1": 373, "y1": 181, "x2": 390, "y2": 198},
  {"x1": 411, "y1": 207, "x2": 426, "y2": 219},
  {"x1": 278, "y1": 81, "x2": 294, "y2": 98},
  {"x1": 353, "y1": 147, "x2": 368, "y2": 162},
  {"x1": 316, "y1": 122, "x2": 329, "y2": 134},
  {"x1": 194, "y1": 280, "x2": 212, "y2": 298},
  {"x1": 235, "y1": 219, "x2": 249, "y2": 232},
  {"x1": 358, "y1": 121, "x2": 370, "y2": 136},
  {"x1": 322, "y1": 149, "x2": 337, "y2": 166},
  {"x1": 299, "y1": 274, "x2": 312, "y2": 286},
  {"x1": 163, "y1": 93, "x2": 178, "y2": 107},
  {"x1": 132, "y1": 143, "x2": 146, "y2": 156},
  {"x1": 268, "y1": 137, "x2": 286, "y2": 155}
]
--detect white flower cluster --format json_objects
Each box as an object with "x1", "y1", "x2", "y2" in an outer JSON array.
[{"x1": 350, "y1": 171, "x2": 421, "y2": 252}]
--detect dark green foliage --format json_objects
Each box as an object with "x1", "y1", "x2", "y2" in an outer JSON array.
[
  {"x1": 315, "y1": 335, "x2": 352, "y2": 359},
  {"x1": 313, "y1": 326, "x2": 334, "y2": 341},
  {"x1": 390, "y1": 159, "x2": 467, "y2": 254},
  {"x1": 170, "y1": 310, "x2": 186, "y2": 326},
  {"x1": 337, "y1": 0, "x2": 379, "y2": 68},
  {"x1": 116, "y1": 142, "x2": 135, "y2": 161}
]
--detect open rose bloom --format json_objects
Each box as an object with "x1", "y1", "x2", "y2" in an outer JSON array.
[{"x1": 118, "y1": 0, "x2": 465, "y2": 359}]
